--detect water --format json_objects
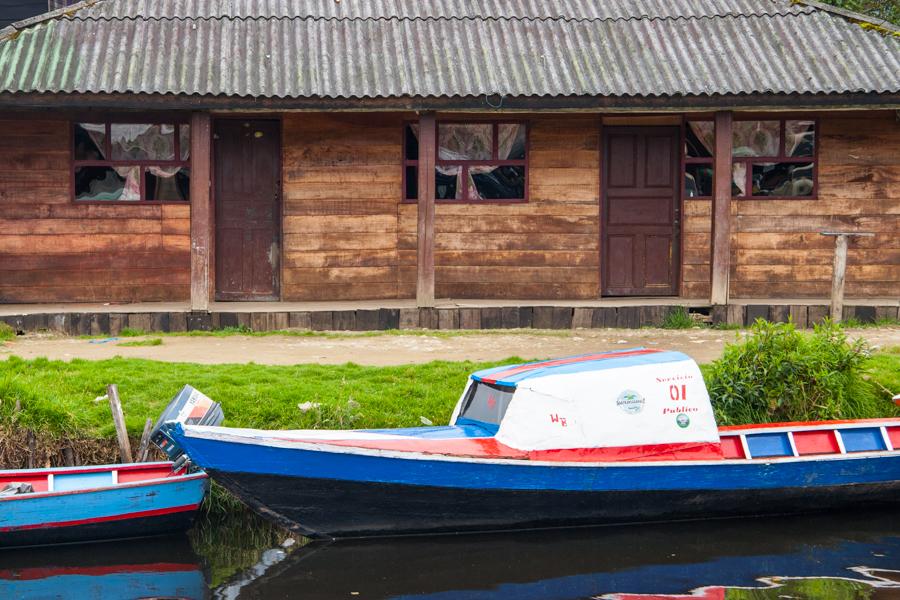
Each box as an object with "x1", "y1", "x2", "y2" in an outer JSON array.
[{"x1": 3, "y1": 511, "x2": 900, "y2": 599}]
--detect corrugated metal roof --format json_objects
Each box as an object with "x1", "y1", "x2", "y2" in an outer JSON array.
[
  {"x1": 69, "y1": 0, "x2": 815, "y2": 21},
  {"x1": 0, "y1": 0, "x2": 898, "y2": 100}
]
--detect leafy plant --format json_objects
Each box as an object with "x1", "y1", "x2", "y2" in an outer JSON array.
[{"x1": 705, "y1": 319, "x2": 892, "y2": 425}]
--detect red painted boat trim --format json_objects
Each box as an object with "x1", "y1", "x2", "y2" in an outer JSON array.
[
  {"x1": 0, "y1": 461, "x2": 180, "y2": 478},
  {"x1": 479, "y1": 349, "x2": 663, "y2": 384},
  {"x1": 1, "y1": 562, "x2": 196, "y2": 580},
  {"x1": 0, "y1": 472, "x2": 207, "y2": 503},
  {"x1": 527, "y1": 442, "x2": 723, "y2": 463},
  {"x1": 718, "y1": 417, "x2": 900, "y2": 432},
  {"x1": 0, "y1": 503, "x2": 200, "y2": 533}
]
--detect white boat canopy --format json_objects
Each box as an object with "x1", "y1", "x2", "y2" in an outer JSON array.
[{"x1": 453, "y1": 349, "x2": 720, "y2": 451}]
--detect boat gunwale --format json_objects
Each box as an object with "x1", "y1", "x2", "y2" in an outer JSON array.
[
  {"x1": 177, "y1": 420, "x2": 900, "y2": 469},
  {"x1": 0, "y1": 470, "x2": 208, "y2": 504},
  {"x1": 0, "y1": 461, "x2": 177, "y2": 478}
]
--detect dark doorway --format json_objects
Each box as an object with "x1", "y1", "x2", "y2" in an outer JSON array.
[
  {"x1": 602, "y1": 126, "x2": 680, "y2": 296},
  {"x1": 214, "y1": 119, "x2": 281, "y2": 301}
]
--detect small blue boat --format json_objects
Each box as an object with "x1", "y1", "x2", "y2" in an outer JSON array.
[
  {"x1": 162, "y1": 349, "x2": 900, "y2": 538},
  {"x1": 0, "y1": 462, "x2": 207, "y2": 548},
  {"x1": 1, "y1": 384, "x2": 223, "y2": 548}
]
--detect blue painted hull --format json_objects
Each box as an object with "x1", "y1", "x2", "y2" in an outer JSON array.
[
  {"x1": 0, "y1": 468, "x2": 208, "y2": 548},
  {"x1": 173, "y1": 429, "x2": 900, "y2": 538}
]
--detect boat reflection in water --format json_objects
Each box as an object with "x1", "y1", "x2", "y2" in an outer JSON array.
[
  {"x1": 222, "y1": 511, "x2": 900, "y2": 600},
  {"x1": 0, "y1": 536, "x2": 207, "y2": 600}
]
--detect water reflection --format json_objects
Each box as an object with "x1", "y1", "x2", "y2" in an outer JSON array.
[
  {"x1": 222, "y1": 511, "x2": 900, "y2": 599},
  {"x1": 0, "y1": 536, "x2": 206, "y2": 599},
  {"x1": 2, "y1": 512, "x2": 899, "y2": 599}
]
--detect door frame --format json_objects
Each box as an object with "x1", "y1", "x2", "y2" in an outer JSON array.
[
  {"x1": 600, "y1": 124, "x2": 682, "y2": 297},
  {"x1": 210, "y1": 115, "x2": 284, "y2": 302}
]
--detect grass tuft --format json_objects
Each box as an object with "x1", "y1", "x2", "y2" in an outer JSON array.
[
  {"x1": 117, "y1": 338, "x2": 163, "y2": 347},
  {"x1": 660, "y1": 306, "x2": 696, "y2": 329},
  {"x1": 0, "y1": 322, "x2": 15, "y2": 342}
]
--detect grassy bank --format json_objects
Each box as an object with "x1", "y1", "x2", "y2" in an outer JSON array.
[{"x1": 0, "y1": 357, "x2": 512, "y2": 467}]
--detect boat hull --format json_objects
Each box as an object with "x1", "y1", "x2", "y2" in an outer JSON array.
[{"x1": 208, "y1": 468, "x2": 900, "y2": 538}]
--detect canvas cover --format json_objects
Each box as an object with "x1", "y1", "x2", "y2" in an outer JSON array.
[{"x1": 491, "y1": 354, "x2": 719, "y2": 451}]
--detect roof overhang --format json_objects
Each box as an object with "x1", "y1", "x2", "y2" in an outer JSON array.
[{"x1": 1, "y1": 91, "x2": 899, "y2": 113}]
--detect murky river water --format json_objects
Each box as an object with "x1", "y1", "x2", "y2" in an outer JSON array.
[{"x1": 3, "y1": 510, "x2": 900, "y2": 599}]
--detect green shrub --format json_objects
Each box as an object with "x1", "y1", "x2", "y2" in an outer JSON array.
[
  {"x1": 0, "y1": 323, "x2": 14, "y2": 342},
  {"x1": 705, "y1": 319, "x2": 890, "y2": 425}
]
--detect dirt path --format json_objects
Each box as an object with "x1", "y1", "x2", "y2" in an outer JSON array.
[{"x1": 2, "y1": 327, "x2": 898, "y2": 366}]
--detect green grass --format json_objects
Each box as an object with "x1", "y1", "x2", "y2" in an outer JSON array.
[
  {"x1": 1, "y1": 344, "x2": 897, "y2": 441},
  {"x1": 0, "y1": 323, "x2": 14, "y2": 342},
  {"x1": 660, "y1": 306, "x2": 697, "y2": 329},
  {"x1": 0, "y1": 356, "x2": 518, "y2": 439},
  {"x1": 117, "y1": 338, "x2": 163, "y2": 347}
]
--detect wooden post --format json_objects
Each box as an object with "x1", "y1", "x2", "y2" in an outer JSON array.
[
  {"x1": 830, "y1": 233, "x2": 848, "y2": 322},
  {"x1": 821, "y1": 231, "x2": 874, "y2": 323},
  {"x1": 710, "y1": 111, "x2": 733, "y2": 306},
  {"x1": 137, "y1": 417, "x2": 154, "y2": 462},
  {"x1": 190, "y1": 112, "x2": 213, "y2": 312},
  {"x1": 416, "y1": 112, "x2": 436, "y2": 307},
  {"x1": 107, "y1": 384, "x2": 133, "y2": 463}
]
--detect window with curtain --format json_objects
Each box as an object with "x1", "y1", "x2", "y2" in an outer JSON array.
[
  {"x1": 404, "y1": 121, "x2": 528, "y2": 202},
  {"x1": 684, "y1": 118, "x2": 817, "y2": 199},
  {"x1": 72, "y1": 121, "x2": 191, "y2": 202}
]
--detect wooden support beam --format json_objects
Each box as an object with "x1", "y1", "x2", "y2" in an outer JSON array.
[
  {"x1": 830, "y1": 233, "x2": 849, "y2": 322},
  {"x1": 416, "y1": 112, "x2": 436, "y2": 307},
  {"x1": 190, "y1": 112, "x2": 213, "y2": 311},
  {"x1": 710, "y1": 111, "x2": 733, "y2": 306},
  {"x1": 821, "y1": 231, "x2": 874, "y2": 323}
]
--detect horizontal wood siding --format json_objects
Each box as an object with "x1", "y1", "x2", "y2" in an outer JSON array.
[
  {"x1": 0, "y1": 118, "x2": 189, "y2": 303},
  {"x1": 729, "y1": 111, "x2": 900, "y2": 299},
  {"x1": 281, "y1": 114, "x2": 402, "y2": 300},
  {"x1": 681, "y1": 198, "x2": 712, "y2": 299},
  {"x1": 399, "y1": 115, "x2": 601, "y2": 299}
]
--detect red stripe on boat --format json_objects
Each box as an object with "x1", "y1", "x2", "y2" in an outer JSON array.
[
  {"x1": 0, "y1": 504, "x2": 200, "y2": 533},
  {"x1": 287, "y1": 437, "x2": 723, "y2": 462},
  {"x1": 480, "y1": 349, "x2": 663, "y2": 384},
  {"x1": 1, "y1": 563, "x2": 197, "y2": 581},
  {"x1": 718, "y1": 417, "x2": 900, "y2": 432}
]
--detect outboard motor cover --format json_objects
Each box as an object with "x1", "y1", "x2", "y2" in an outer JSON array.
[{"x1": 151, "y1": 385, "x2": 224, "y2": 462}]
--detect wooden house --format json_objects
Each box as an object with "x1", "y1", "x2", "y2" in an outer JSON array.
[{"x1": 0, "y1": 0, "x2": 898, "y2": 332}]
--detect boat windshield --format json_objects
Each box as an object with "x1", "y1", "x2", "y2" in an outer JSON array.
[{"x1": 458, "y1": 381, "x2": 515, "y2": 426}]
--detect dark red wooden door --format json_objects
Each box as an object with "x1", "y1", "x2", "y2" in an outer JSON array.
[
  {"x1": 214, "y1": 120, "x2": 281, "y2": 301},
  {"x1": 602, "y1": 126, "x2": 680, "y2": 296}
]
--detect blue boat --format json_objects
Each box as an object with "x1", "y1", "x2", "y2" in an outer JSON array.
[
  {"x1": 0, "y1": 462, "x2": 208, "y2": 548},
  {"x1": 161, "y1": 349, "x2": 900, "y2": 538},
  {"x1": 0, "y1": 384, "x2": 223, "y2": 548}
]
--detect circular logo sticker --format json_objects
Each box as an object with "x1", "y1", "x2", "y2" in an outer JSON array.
[
  {"x1": 676, "y1": 413, "x2": 691, "y2": 428},
  {"x1": 616, "y1": 390, "x2": 645, "y2": 415}
]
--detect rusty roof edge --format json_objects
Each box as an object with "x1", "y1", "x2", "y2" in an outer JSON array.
[
  {"x1": 793, "y1": 0, "x2": 899, "y2": 34},
  {"x1": 0, "y1": 0, "x2": 102, "y2": 43}
]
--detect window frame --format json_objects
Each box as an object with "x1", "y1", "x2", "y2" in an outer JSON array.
[
  {"x1": 70, "y1": 118, "x2": 191, "y2": 204},
  {"x1": 681, "y1": 116, "x2": 819, "y2": 201},
  {"x1": 402, "y1": 119, "x2": 530, "y2": 204},
  {"x1": 731, "y1": 117, "x2": 818, "y2": 200}
]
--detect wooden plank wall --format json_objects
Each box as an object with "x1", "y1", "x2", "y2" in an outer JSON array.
[
  {"x1": 729, "y1": 111, "x2": 900, "y2": 298},
  {"x1": 0, "y1": 118, "x2": 190, "y2": 303},
  {"x1": 281, "y1": 113, "x2": 403, "y2": 300},
  {"x1": 398, "y1": 115, "x2": 601, "y2": 299},
  {"x1": 682, "y1": 199, "x2": 712, "y2": 299}
]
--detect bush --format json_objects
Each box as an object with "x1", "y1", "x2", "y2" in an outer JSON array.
[
  {"x1": 0, "y1": 323, "x2": 14, "y2": 342},
  {"x1": 660, "y1": 306, "x2": 695, "y2": 329},
  {"x1": 705, "y1": 319, "x2": 889, "y2": 425}
]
